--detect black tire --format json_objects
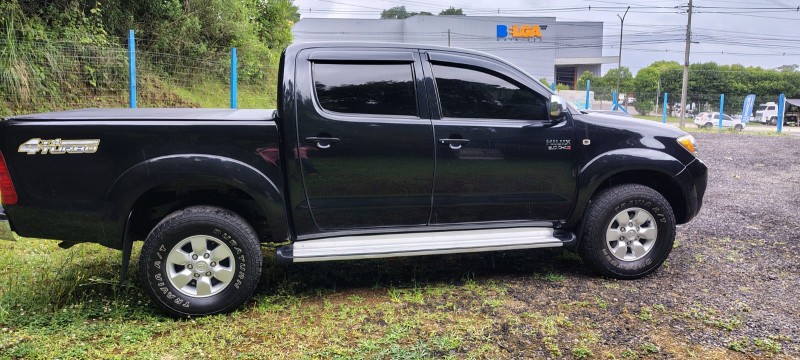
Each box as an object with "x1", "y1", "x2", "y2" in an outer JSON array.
[
  {"x1": 769, "y1": 117, "x2": 777, "y2": 125},
  {"x1": 139, "y1": 206, "x2": 262, "y2": 317},
  {"x1": 703, "y1": 122, "x2": 712, "y2": 129},
  {"x1": 578, "y1": 184, "x2": 676, "y2": 279},
  {"x1": 734, "y1": 124, "x2": 743, "y2": 131}
]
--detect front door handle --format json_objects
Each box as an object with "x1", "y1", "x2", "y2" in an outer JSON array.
[
  {"x1": 439, "y1": 138, "x2": 470, "y2": 150},
  {"x1": 305, "y1": 137, "x2": 340, "y2": 149}
]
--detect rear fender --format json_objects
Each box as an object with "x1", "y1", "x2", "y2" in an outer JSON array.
[{"x1": 101, "y1": 154, "x2": 288, "y2": 248}]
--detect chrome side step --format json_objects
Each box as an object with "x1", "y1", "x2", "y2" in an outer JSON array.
[{"x1": 276, "y1": 227, "x2": 572, "y2": 263}]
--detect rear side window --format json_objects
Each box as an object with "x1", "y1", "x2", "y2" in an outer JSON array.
[
  {"x1": 313, "y1": 63, "x2": 417, "y2": 116},
  {"x1": 432, "y1": 64, "x2": 547, "y2": 120}
]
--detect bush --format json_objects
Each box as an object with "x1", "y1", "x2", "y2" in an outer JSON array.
[{"x1": 635, "y1": 99, "x2": 655, "y2": 115}]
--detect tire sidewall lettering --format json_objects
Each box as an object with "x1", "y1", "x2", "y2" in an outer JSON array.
[
  {"x1": 148, "y1": 226, "x2": 248, "y2": 312},
  {"x1": 596, "y1": 191, "x2": 674, "y2": 276}
]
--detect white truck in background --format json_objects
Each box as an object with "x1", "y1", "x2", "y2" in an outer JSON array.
[{"x1": 753, "y1": 102, "x2": 779, "y2": 125}]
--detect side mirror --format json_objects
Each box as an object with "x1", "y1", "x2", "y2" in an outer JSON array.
[{"x1": 550, "y1": 94, "x2": 568, "y2": 122}]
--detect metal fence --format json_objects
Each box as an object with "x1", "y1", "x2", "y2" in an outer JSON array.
[{"x1": 0, "y1": 30, "x2": 279, "y2": 116}]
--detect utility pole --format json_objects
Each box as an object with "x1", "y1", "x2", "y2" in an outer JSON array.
[
  {"x1": 448, "y1": 29, "x2": 451, "y2": 47},
  {"x1": 656, "y1": 76, "x2": 661, "y2": 114},
  {"x1": 679, "y1": 0, "x2": 693, "y2": 128},
  {"x1": 616, "y1": 6, "x2": 630, "y2": 101}
]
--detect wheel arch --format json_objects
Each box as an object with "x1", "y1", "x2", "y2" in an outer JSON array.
[
  {"x1": 568, "y1": 149, "x2": 690, "y2": 230},
  {"x1": 101, "y1": 154, "x2": 289, "y2": 249}
]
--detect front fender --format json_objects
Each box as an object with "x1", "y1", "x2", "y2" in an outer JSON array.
[
  {"x1": 100, "y1": 154, "x2": 288, "y2": 248},
  {"x1": 567, "y1": 148, "x2": 686, "y2": 227}
]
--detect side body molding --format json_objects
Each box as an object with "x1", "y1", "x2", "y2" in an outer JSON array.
[
  {"x1": 567, "y1": 148, "x2": 687, "y2": 227},
  {"x1": 101, "y1": 154, "x2": 288, "y2": 248}
]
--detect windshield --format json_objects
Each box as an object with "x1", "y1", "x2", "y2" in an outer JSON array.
[{"x1": 756, "y1": 105, "x2": 767, "y2": 111}]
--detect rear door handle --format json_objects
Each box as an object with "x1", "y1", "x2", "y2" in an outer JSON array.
[
  {"x1": 439, "y1": 138, "x2": 470, "y2": 150},
  {"x1": 305, "y1": 137, "x2": 340, "y2": 149}
]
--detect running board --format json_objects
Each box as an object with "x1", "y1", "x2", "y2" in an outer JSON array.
[{"x1": 276, "y1": 227, "x2": 575, "y2": 263}]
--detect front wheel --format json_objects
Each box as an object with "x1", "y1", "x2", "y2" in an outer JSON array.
[
  {"x1": 769, "y1": 117, "x2": 778, "y2": 125},
  {"x1": 139, "y1": 206, "x2": 263, "y2": 317},
  {"x1": 734, "y1": 124, "x2": 743, "y2": 131},
  {"x1": 578, "y1": 184, "x2": 676, "y2": 279}
]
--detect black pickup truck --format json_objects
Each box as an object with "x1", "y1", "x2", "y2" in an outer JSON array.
[{"x1": 0, "y1": 42, "x2": 707, "y2": 317}]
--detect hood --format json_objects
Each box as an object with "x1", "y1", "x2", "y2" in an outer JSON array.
[{"x1": 576, "y1": 112, "x2": 687, "y2": 138}]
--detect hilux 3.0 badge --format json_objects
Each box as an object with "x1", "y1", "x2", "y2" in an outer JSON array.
[
  {"x1": 18, "y1": 138, "x2": 100, "y2": 155},
  {"x1": 546, "y1": 139, "x2": 571, "y2": 151}
]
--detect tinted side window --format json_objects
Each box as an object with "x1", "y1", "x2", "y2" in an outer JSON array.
[
  {"x1": 432, "y1": 64, "x2": 547, "y2": 120},
  {"x1": 313, "y1": 63, "x2": 417, "y2": 116}
]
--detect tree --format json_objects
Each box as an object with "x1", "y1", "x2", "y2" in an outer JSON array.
[
  {"x1": 381, "y1": 6, "x2": 435, "y2": 18},
  {"x1": 255, "y1": 0, "x2": 301, "y2": 50},
  {"x1": 381, "y1": 6, "x2": 411, "y2": 19},
  {"x1": 603, "y1": 67, "x2": 634, "y2": 95},
  {"x1": 439, "y1": 7, "x2": 465, "y2": 15}
]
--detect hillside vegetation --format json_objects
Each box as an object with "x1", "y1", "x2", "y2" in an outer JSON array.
[{"x1": 0, "y1": 0, "x2": 299, "y2": 116}]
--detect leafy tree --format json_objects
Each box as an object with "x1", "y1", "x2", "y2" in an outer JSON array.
[
  {"x1": 439, "y1": 7, "x2": 465, "y2": 15},
  {"x1": 539, "y1": 78, "x2": 551, "y2": 88},
  {"x1": 382, "y1": 6, "x2": 457, "y2": 18},
  {"x1": 255, "y1": 0, "x2": 300, "y2": 51},
  {"x1": 381, "y1": 6, "x2": 411, "y2": 19},
  {"x1": 603, "y1": 67, "x2": 634, "y2": 95},
  {"x1": 776, "y1": 64, "x2": 798, "y2": 72}
]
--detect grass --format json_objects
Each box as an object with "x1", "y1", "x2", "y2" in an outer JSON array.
[{"x1": 0, "y1": 238, "x2": 791, "y2": 358}]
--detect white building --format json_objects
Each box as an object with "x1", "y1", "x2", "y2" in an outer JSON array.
[{"x1": 293, "y1": 16, "x2": 618, "y2": 89}]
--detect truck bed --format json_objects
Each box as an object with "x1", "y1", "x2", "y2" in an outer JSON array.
[{"x1": 0, "y1": 108, "x2": 284, "y2": 248}]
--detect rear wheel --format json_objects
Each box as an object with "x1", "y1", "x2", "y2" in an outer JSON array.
[
  {"x1": 578, "y1": 184, "x2": 676, "y2": 279},
  {"x1": 734, "y1": 124, "x2": 743, "y2": 131},
  {"x1": 139, "y1": 206, "x2": 262, "y2": 317},
  {"x1": 703, "y1": 122, "x2": 713, "y2": 129}
]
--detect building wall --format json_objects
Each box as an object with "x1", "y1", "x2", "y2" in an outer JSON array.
[{"x1": 292, "y1": 16, "x2": 606, "y2": 84}]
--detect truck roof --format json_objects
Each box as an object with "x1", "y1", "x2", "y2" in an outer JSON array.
[{"x1": 7, "y1": 108, "x2": 276, "y2": 121}]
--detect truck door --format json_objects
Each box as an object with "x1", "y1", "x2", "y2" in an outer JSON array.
[
  {"x1": 422, "y1": 51, "x2": 576, "y2": 224},
  {"x1": 293, "y1": 49, "x2": 434, "y2": 232}
]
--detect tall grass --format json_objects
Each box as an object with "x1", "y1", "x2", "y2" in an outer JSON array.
[{"x1": 0, "y1": 1, "x2": 279, "y2": 116}]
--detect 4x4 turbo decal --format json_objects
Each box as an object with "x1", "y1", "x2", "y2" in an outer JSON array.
[{"x1": 18, "y1": 138, "x2": 100, "y2": 155}]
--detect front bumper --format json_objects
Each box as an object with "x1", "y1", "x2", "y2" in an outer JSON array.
[
  {"x1": 678, "y1": 157, "x2": 708, "y2": 223},
  {"x1": 0, "y1": 205, "x2": 17, "y2": 241}
]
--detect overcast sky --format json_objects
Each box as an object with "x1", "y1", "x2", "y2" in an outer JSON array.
[{"x1": 293, "y1": 0, "x2": 800, "y2": 74}]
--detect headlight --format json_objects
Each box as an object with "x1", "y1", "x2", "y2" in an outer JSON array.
[{"x1": 677, "y1": 134, "x2": 697, "y2": 156}]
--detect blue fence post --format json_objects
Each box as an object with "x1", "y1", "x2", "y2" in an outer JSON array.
[
  {"x1": 718, "y1": 94, "x2": 725, "y2": 129},
  {"x1": 550, "y1": 82, "x2": 555, "y2": 92},
  {"x1": 230, "y1": 48, "x2": 238, "y2": 109},
  {"x1": 777, "y1": 93, "x2": 785, "y2": 134},
  {"x1": 128, "y1": 30, "x2": 136, "y2": 109},
  {"x1": 585, "y1": 80, "x2": 590, "y2": 110},
  {"x1": 612, "y1": 90, "x2": 617, "y2": 111},
  {"x1": 662, "y1": 92, "x2": 668, "y2": 123}
]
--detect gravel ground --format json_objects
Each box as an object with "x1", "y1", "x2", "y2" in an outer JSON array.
[
  {"x1": 261, "y1": 132, "x2": 800, "y2": 358},
  {"x1": 674, "y1": 132, "x2": 800, "y2": 349},
  {"x1": 499, "y1": 132, "x2": 800, "y2": 357}
]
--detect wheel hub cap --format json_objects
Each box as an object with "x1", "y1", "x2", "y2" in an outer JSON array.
[
  {"x1": 605, "y1": 207, "x2": 658, "y2": 262},
  {"x1": 166, "y1": 235, "x2": 236, "y2": 298},
  {"x1": 194, "y1": 261, "x2": 208, "y2": 272}
]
